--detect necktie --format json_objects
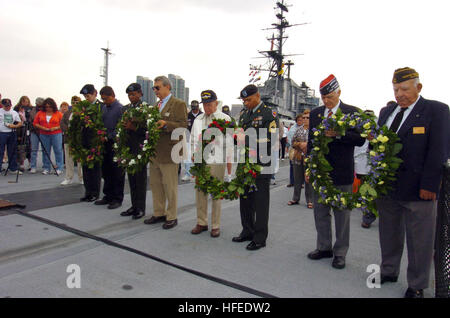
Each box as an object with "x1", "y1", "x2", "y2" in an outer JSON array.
[
  {"x1": 389, "y1": 107, "x2": 408, "y2": 133},
  {"x1": 327, "y1": 110, "x2": 333, "y2": 118},
  {"x1": 158, "y1": 101, "x2": 163, "y2": 110}
]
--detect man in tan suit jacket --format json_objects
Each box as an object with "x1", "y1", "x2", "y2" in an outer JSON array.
[{"x1": 144, "y1": 76, "x2": 188, "y2": 229}]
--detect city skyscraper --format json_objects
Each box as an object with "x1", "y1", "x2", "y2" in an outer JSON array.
[
  {"x1": 136, "y1": 74, "x2": 189, "y2": 106},
  {"x1": 136, "y1": 76, "x2": 156, "y2": 105},
  {"x1": 168, "y1": 74, "x2": 189, "y2": 105}
]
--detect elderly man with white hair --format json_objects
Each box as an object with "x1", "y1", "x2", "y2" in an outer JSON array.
[
  {"x1": 190, "y1": 90, "x2": 232, "y2": 238},
  {"x1": 306, "y1": 74, "x2": 365, "y2": 270},
  {"x1": 376, "y1": 67, "x2": 450, "y2": 298}
]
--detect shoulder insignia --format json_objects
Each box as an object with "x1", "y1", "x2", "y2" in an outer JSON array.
[{"x1": 269, "y1": 120, "x2": 277, "y2": 134}]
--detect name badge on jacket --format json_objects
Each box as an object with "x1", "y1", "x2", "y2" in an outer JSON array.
[
  {"x1": 164, "y1": 113, "x2": 170, "y2": 117},
  {"x1": 413, "y1": 127, "x2": 425, "y2": 134}
]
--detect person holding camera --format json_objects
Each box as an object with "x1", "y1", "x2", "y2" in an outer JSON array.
[{"x1": 0, "y1": 99, "x2": 23, "y2": 174}]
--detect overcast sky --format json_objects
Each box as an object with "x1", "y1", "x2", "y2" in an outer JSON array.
[{"x1": 1, "y1": 0, "x2": 449, "y2": 115}]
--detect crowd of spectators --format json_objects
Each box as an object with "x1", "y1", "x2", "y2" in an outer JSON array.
[{"x1": 0, "y1": 94, "x2": 82, "y2": 182}]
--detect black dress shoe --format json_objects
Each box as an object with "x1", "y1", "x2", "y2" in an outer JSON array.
[
  {"x1": 307, "y1": 250, "x2": 333, "y2": 260},
  {"x1": 381, "y1": 275, "x2": 398, "y2": 284},
  {"x1": 246, "y1": 241, "x2": 266, "y2": 251},
  {"x1": 232, "y1": 235, "x2": 253, "y2": 243},
  {"x1": 144, "y1": 216, "x2": 166, "y2": 225},
  {"x1": 404, "y1": 288, "x2": 424, "y2": 298},
  {"x1": 87, "y1": 196, "x2": 98, "y2": 203},
  {"x1": 372, "y1": 274, "x2": 398, "y2": 285},
  {"x1": 332, "y1": 256, "x2": 346, "y2": 269},
  {"x1": 163, "y1": 219, "x2": 178, "y2": 230},
  {"x1": 120, "y1": 207, "x2": 135, "y2": 217},
  {"x1": 108, "y1": 202, "x2": 122, "y2": 210},
  {"x1": 132, "y1": 209, "x2": 146, "y2": 220},
  {"x1": 80, "y1": 196, "x2": 98, "y2": 202},
  {"x1": 95, "y1": 198, "x2": 110, "y2": 206}
]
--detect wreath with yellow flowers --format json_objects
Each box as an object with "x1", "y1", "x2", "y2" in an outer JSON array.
[
  {"x1": 306, "y1": 109, "x2": 403, "y2": 215},
  {"x1": 113, "y1": 103, "x2": 161, "y2": 175},
  {"x1": 190, "y1": 119, "x2": 262, "y2": 201}
]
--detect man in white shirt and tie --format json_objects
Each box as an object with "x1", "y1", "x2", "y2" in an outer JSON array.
[{"x1": 376, "y1": 67, "x2": 450, "y2": 298}]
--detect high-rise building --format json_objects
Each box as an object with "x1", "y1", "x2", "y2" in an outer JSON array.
[
  {"x1": 136, "y1": 76, "x2": 156, "y2": 105},
  {"x1": 184, "y1": 87, "x2": 190, "y2": 106},
  {"x1": 168, "y1": 74, "x2": 189, "y2": 105}
]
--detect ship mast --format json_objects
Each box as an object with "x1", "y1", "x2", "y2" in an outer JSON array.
[{"x1": 249, "y1": 1, "x2": 307, "y2": 82}]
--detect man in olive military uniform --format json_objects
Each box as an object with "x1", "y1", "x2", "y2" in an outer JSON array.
[
  {"x1": 120, "y1": 83, "x2": 148, "y2": 220},
  {"x1": 232, "y1": 85, "x2": 278, "y2": 251},
  {"x1": 79, "y1": 84, "x2": 103, "y2": 203}
]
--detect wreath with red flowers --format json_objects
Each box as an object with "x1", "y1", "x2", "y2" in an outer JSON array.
[
  {"x1": 190, "y1": 119, "x2": 262, "y2": 200},
  {"x1": 68, "y1": 100, "x2": 107, "y2": 169}
]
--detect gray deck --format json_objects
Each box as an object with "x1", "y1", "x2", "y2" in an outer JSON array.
[{"x1": 0, "y1": 161, "x2": 434, "y2": 298}]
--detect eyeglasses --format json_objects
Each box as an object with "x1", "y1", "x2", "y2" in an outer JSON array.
[
  {"x1": 152, "y1": 86, "x2": 161, "y2": 91},
  {"x1": 303, "y1": 117, "x2": 310, "y2": 119}
]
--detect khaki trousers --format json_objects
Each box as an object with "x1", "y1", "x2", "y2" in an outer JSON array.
[
  {"x1": 64, "y1": 144, "x2": 82, "y2": 181},
  {"x1": 196, "y1": 164, "x2": 226, "y2": 230},
  {"x1": 149, "y1": 160, "x2": 179, "y2": 221}
]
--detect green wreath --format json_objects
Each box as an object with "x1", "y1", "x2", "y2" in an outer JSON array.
[
  {"x1": 190, "y1": 119, "x2": 262, "y2": 201},
  {"x1": 306, "y1": 109, "x2": 403, "y2": 215},
  {"x1": 68, "y1": 100, "x2": 107, "y2": 169},
  {"x1": 113, "y1": 103, "x2": 161, "y2": 175}
]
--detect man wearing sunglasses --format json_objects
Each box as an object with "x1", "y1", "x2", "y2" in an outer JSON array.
[{"x1": 144, "y1": 76, "x2": 187, "y2": 230}]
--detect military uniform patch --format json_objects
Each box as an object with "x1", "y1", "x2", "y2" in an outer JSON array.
[{"x1": 269, "y1": 120, "x2": 277, "y2": 133}]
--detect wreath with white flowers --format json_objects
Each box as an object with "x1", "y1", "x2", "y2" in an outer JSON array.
[
  {"x1": 68, "y1": 100, "x2": 107, "y2": 169},
  {"x1": 306, "y1": 109, "x2": 403, "y2": 216},
  {"x1": 190, "y1": 119, "x2": 262, "y2": 201},
  {"x1": 114, "y1": 103, "x2": 161, "y2": 175}
]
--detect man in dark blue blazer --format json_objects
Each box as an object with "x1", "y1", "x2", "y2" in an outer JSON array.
[
  {"x1": 306, "y1": 75, "x2": 365, "y2": 269},
  {"x1": 376, "y1": 67, "x2": 450, "y2": 298}
]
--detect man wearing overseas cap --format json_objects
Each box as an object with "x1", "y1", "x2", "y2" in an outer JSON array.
[
  {"x1": 232, "y1": 84, "x2": 278, "y2": 251},
  {"x1": 306, "y1": 75, "x2": 365, "y2": 269},
  {"x1": 375, "y1": 68, "x2": 449, "y2": 298},
  {"x1": 190, "y1": 90, "x2": 232, "y2": 238},
  {"x1": 119, "y1": 83, "x2": 148, "y2": 220},
  {"x1": 79, "y1": 84, "x2": 103, "y2": 203}
]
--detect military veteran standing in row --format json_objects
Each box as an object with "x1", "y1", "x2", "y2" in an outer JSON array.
[
  {"x1": 376, "y1": 67, "x2": 450, "y2": 298},
  {"x1": 79, "y1": 84, "x2": 103, "y2": 203},
  {"x1": 95, "y1": 86, "x2": 125, "y2": 210},
  {"x1": 306, "y1": 75, "x2": 365, "y2": 269},
  {"x1": 190, "y1": 90, "x2": 232, "y2": 238},
  {"x1": 233, "y1": 85, "x2": 278, "y2": 251},
  {"x1": 144, "y1": 76, "x2": 188, "y2": 230},
  {"x1": 120, "y1": 83, "x2": 148, "y2": 220}
]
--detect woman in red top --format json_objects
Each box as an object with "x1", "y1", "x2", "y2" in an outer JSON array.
[{"x1": 33, "y1": 98, "x2": 64, "y2": 175}]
